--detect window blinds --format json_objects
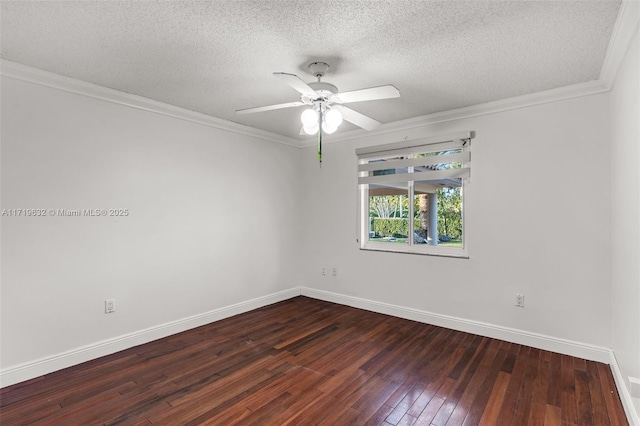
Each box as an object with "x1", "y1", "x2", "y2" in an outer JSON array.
[{"x1": 356, "y1": 131, "x2": 474, "y2": 186}]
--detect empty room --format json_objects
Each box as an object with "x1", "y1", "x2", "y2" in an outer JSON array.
[{"x1": 1, "y1": 1, "x2": 639, "y2": 425}]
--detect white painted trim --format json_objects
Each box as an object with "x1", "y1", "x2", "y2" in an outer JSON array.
[
  {"x1": 2, "y1": 1, "x2": 636, "y2": 151},
  {"x1": 301, "y1": 79, "x2": 609, "y2": 147},
  {"x1": 600, "y1": 0, "x2": 640, "y2": 90},
  {"x1": 0, "y1": 60, "x2": 301, "y2": 148},
  {"x1": 303, "y1": 0, "x2": 640, "y2": 148},
  {"x1": 0, "y1": 287, "x2": 301, "y2": 388},
  {"x1": 609, "y1": 351, "x2": 640, "y2": 425},
  {"x1": 301, "y1": 287, "x2": 640, "y2": 423},
  {"x1": 0, "y1": 59, "x2": 611, "y2": 152},
  {"x1": 631, "y1": 377, "x2": 640, "y2": 399},
  {"x1": 300, "y1": 287, "x2": 611, "y2": 363},
  {"x1": 3, "y1": 285, "x2": 636, "y2": 426}
]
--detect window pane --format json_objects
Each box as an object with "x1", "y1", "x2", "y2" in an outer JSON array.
[
  {"x1": 411, "y1": 147, "x2": 464, "y2": 247},
  {"x1": 357, "y1": 133, "x2": 472, "y2": 256},
  {"x1": 413, "y1": 147, "x2": 463, "y2": 182},
  {"x1": 368, "y1": 182, "x2": 409, "y2": 244},
  {"x1": 413, "y1": 181, "x2": 463, "y2": 247},
  {"x1": 368, "y1": 154, "x2": 409, "y2": 172}
]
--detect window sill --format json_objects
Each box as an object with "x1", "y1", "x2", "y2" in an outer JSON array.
[{"x1": 359, "y1": 242, "x2": 469, "y2": 259}]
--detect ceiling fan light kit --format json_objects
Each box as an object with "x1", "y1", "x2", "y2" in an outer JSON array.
[
  {"x1": 301, "y1": 105, "x2": 342, "y2": 135},
  {"x1": 236, "y1": 61, "x2": 400, "y2": 164}
]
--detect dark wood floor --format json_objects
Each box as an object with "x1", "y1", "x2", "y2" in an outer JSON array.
[{"x1": 0, "y1": 296, "x2": 628, "y2": 425}]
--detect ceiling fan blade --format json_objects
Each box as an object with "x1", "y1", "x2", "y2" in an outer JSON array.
[
  {"x1": 274, "y1": 72, "x2": 318, "y2": 98},
  {"x1": 334, "y1": 105, "x2": 381, "y2": 131},
  {"x1": 235, "y1": 101, "x2": 305, "y2": 114},
  {"x1": 332, "y1": 85, "x2": 400, "y2": 104}
]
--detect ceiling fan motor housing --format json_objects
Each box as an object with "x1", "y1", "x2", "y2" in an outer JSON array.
[{"x1": 308, "y1": 82, "x2": 338, "y2": 98}]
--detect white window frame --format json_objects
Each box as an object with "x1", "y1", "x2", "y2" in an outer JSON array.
[{"x1": 356, "y1": 131, "x2": 474, "y2": 258}]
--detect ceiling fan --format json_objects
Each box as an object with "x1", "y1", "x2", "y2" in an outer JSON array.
[{"x1": 236, "y1": 62, "x2": 400, "y2": 158}]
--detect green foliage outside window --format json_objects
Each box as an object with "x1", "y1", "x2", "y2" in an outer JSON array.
[{"x1": 369, "y1": 186, "x2": 462, "y2": 239}]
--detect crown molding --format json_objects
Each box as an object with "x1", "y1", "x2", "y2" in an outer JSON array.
[
  {"x1": 0, "y1": 59, "x2": 301, "y2": 148},
  {"x1": 302, "y1": 78, "x2": 609, "y2": 147},
  {"x1": 302, "y1": 1, "x2": 639, "y2": 148},
  {"x1": 4, "y1": 0, "x2": 636, "y2": 152},
  {"x1": 600, "y1": 0, "x2": 640, "y2": 90}
]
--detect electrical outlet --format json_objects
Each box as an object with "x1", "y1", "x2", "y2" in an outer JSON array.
[
  {"x1": 321, "y1": 266, "x2": 326, "y2": 276},
  {"x1": 105, "y1": 298, "x2": 116, "y2": 314},
  {"x1": 332, "y1": 267, "x2": 337, "y2": 276},
  {"x1": 515, "y1": 294, "x2": 524, "y2": 308}
]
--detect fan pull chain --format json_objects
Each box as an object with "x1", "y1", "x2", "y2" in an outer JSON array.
[{"x1": 318, "y1": 107, "x2": 323, "y2": 166}]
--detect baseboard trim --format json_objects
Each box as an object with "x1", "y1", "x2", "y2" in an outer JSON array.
[
  {"x1": 301, "y1": 287, "x2": 640, "y2": 424},
  {"x1": 609, "y1": 351, "x2": 640, "y2": 425},
  {"x1": 300, "y1": 287, "x2": 611, "y2": 363},
  {"x1": 4, "y1": 286, "x2": 636, "y2": 426},
  {"x1": 0, "y1": 287, "x2": 301, "y2": 388}
]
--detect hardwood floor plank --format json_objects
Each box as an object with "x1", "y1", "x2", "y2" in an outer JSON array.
[
  {"x1": 397, "y1": 413, "x2": 418, "y2": 426},
  {"x1": 30, "y1": 388, "x2": 122, "y2": 425},
  {"x1": 316, "y1": 377, "x2": 381, "y2": 425},
  {"x1": 458, "y1": 340, "x2": 508, "y2": 425},
  {"x1": 546, "y1": 351, "x2": 563, "y2": 407},
  {"x1": 365, "y1": 403, "x2": 395, "y2": 426},
  {"x1": 351, "y1": 379, "x2": 403, "y2": 424},
  {"x1": 447, "y1": 339, "x2": 503, "y2": 425},
  {"x1": 147, "y1": 365, "x2": 290, "y2": 423},
  {"x1": 106, "y1": 400, "x2": 172, "y2": 425},
  {"x1": 540, "y1": 350, "x2": 552, "y2": 363},
  {"x1": 544, "y1": 404, "x2": 563, "y2": 426},
  {"x1": 511, "y1": 346, "x2": 540, "y2": 425},
  {"x1": 273, "y1": 322, "x2": 338, "y2": 350},
  {"x1": 489, "y1": 344, "x2": 528, "y2": 425},
  {"x1": 265, "y1": 387, "x2": 324, "y2": 424},
  {"x1": 431, "y1": 338, "x2": 490, "y2": 425},
  {"x1": 0, "y1": 297, "x2": 629, "y2": 426},
  {"x1": 561, "y1": 354, "x2": 576, "y2": 392},
  {"x1": 575, "y1": 369, "x2": 595, "y2": 425},
  {"x1": 0, "y1": 400, "x2": 62, "y2": 425},
  {"x1": 597, "y1": 362, "x2": 629, "y2": 426},
  {"x1": 414, "y1": 396, "x2": 446, "y2": 426},
  {"x1": 477, "y1": 371, "x2": 510, "y2": 426},
  {"x1": 574, "y1": 357, "x2": 588, "y2": 372},
  {"x1": 404, "y1": 334, "x2": 477, "y2": 421},
  {"x1": 448, "y1": 335, "x2": 485, "y2": 380},
  {"x1": 561, "y1": 389, "x2": 579, "y2": 425},
  {"x1": 586, "y1": 360, "x2": 611, "y2": 426},
  {"x1": 200, "y1": 407, "x2": 253, "y2": 426},
  {"x1": 527, "y1": 357, "x2": 551, "y2": 426},
  {"x1": 528, "y1": 402, "x2": 547, "y2": 426}
]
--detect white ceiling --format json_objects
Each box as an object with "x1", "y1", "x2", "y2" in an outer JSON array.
[{"x1": 1, "y1": 1, "x2": 621, "y2": 140}]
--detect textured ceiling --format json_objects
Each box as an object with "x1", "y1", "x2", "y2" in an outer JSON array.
[{"x1": 1, "y1": 1, "x2": 621, "y2": 139}]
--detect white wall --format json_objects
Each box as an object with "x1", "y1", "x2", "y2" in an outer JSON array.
[
  {"x1": 299, "y1": 93, "x2": 612, "y2": 349},
  {"x1": 0, "y1": 76, "x2": 300, "y2": 371},
  {"x1": 610, "y1": 25, "x2": 640, "y2": 412},
  {"x1": 0, "y1": 48, "x2": 633, "y2": 421}
]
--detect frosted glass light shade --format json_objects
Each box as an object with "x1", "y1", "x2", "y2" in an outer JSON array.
[
  {"x1": 325, "y1": 109, "x2": 343, "y2": 127},
  {"x1": 301, "y1": 109, "x2": 318, "y2": 127},
  {"x1": 322, "y1": 122, "x2": 337, "y2": 134},
  {"x1": 303, "y1": 123, "x2": 319, "y2": 135}
]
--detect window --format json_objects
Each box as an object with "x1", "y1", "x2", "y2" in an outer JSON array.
[{"x1": 357, "y1": 131, "x2": 473, "y2": 257}]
